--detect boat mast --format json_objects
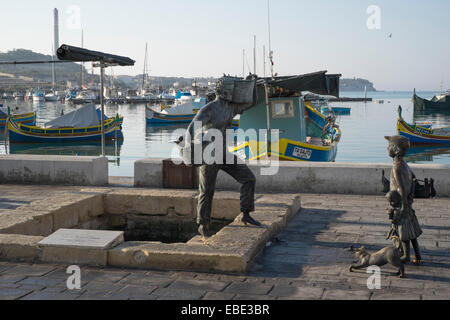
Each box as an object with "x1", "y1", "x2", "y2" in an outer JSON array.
[
  {"x1": 142, "y1": 43, "x2": 148, "y2": 91},
  {"x1": 51, "y1": 44, "x2": 56, "y2": 90},
  {"x1": 53, "y1": 8, "x2": 59, "y2": 90},
  {"x1": 81, "y1": 29, "x2": 84, "y2": 88}
]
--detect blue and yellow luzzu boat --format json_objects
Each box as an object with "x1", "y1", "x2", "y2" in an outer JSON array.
[
  {"x1": 0, "y1": 111, "x2": 36, "y2": 128},
  {"x1": 146, "y1": 108, "x2": 198, "y2": 124},
  {"x1": 397, "y1": 106, "x2": 450, "y2": 145},
  {"x1": 7, "y1": 116, "x2": 123, "y2": 143},
  {"x1": 146, "y1": 108, "x2": 240, "y2": 128},
  {"x1": 146, "y1": 98, "x2": 206, "y2": 125},
  {"x1": 232, "y1": 71, "x2": 342, "y2": 162}
]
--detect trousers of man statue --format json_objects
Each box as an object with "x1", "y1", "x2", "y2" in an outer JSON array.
[{"x1": 197, "y1": 159, "x2": 256, "y2": 227}]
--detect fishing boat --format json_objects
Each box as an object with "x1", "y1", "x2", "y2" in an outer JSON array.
[
  {"x1": 320, "y1": 106, "x2": 351, "y2": 116},
  {"x1": 159, "y1": 91, "x2": 176, "y2": 100},
  {"x1": 174, "y1": 91, "x2": 195, "y2": 105},
  {"x1": 397, "y1": 106, "x2": 450, "y2": 145},
  {"x1": 13, "y1": 92, "x2": 24, "y2": 100},
  {"x1": 2, "y1": 92, "x2": 14, "y2": 100},
  {"x1": 413, "y1": 89, "x2": 450, "y2": 112},
  {"x1": 146, "y1": 97, "x2": 207, "y2": 125},
  {"x1": 0, "y1": 106, "x2": 36, "y2": 128},
  {"x1": 70, "y1": 90, "x2": 99, "y2": 104},
  {"x1": 45, "y1": 91, "x2": 58, "y2": 102},
  {"x1": 6, "y1": 104, "x2": 123, "y2": 143},
  {"x1": 232, "y1": 71, "x2": 342, "y2": 162},
  {"x1": 304, "y1": 95, "x2": 351, "y2": 116},
  {"x1": 32, "y1": 90, "x2": 45, "y2": 103},
  {"x1": 125, "y1": 89, "x2": 143, "y2": 103}
]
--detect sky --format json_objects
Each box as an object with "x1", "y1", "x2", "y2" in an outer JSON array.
[{"x1": 1, "y1": 0, "x2": 449, "y2": 91}]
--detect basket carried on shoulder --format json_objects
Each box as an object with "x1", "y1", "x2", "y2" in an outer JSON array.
[{"x1": 216, "y1": 76, "x2": 255, "y2": 104}]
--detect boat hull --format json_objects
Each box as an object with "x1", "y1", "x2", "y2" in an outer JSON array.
[
  {"x1": 398, "y1": 118, "x2": 450, "y2": 145},
  {"x1": 146, "y1": 109, "x2": 239, "y2": 127},
  {"x1": 321, "y1": 106, "x2": 351, "y2": 115},
  {"x1": 233, "y1": 139, "x2": 338, "y2": 162},
  {"x1": 7, "y1": 118, "x2": 123, "y2": 143},
  {"x1": 146, "y1": 109, "x2": 196, "y2": 124}
]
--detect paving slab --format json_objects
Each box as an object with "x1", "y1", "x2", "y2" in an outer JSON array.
[
  {"x1": 0, "y1": 288, "x2": 33, "y2": 300},
  {"x1": 38, "y1": 229, "x2": 124, "y2": 249}
]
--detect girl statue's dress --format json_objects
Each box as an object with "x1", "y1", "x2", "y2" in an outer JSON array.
[{"x1": 385, "y1": 135, "x2": 423, "y2": 264}]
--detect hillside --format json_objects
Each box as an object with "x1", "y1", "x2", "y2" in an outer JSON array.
[
  {"x1": 0, "y1": 49, "x2": 105, "y2": 90},
  {"x1": 0, "y1": 49, "x2": 86, "y2": 82},
  {"x1": 340, "y1": 78, "x2": 376, "y2": 92}
]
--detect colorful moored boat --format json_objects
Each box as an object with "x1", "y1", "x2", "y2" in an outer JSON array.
[
  {"x1": 320, "y1": 106, "x2": 351, "y2": 116},
  {"x1": 232, "y1": 71, "x2": 342, "y2": 162},
  {"x1": 7, "y1": 117, "x2": 123, "y2": 143},
  {"x1": 397, "y1": 106, "x2": 450, "y2": 145},
  {"x1": 6, "y1": 104, "x2": 123, "y2": 143},
  {"x1": 146, "y1": 98, "x2": 207, "y2": 125},
  {"x1": 413, "y1": 89, "x2": 450, "y2": 112}
]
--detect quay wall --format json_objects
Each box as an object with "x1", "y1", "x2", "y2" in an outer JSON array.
[
  {"x1": 0, "y1": 155, "x2": 108, "y2": 186},
  {"x1": 135, "y1": 159, "x2": 450, "y2": 197}
]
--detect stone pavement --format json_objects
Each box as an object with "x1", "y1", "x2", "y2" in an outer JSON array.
[{"x1": 0, "y1": 185, "x2": 449, "y2": 300}]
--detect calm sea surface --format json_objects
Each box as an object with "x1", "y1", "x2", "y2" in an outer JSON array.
[{"x1": 1, "y1": 91, "x2": 450, "y2": 177}]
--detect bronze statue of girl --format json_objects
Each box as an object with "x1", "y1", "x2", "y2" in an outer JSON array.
[{"x1": 385, "y1": 135, "x2": 423, "y2": 265}]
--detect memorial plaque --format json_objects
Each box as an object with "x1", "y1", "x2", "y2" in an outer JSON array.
[{"x1": 38, "y1": 229, "x2": 124, "y2": 250}]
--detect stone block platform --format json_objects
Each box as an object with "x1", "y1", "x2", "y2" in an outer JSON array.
[{"x1": 0, "y1": 184, "x2": 449, "y2": 300}]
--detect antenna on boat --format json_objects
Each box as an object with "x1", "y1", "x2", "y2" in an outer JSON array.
[
  {"x1": 242, "y1": 49, "x2": 245, "y2": 78},
  {"x1": 253, "y1": 35, "x2": 256, "y2": 75},
  {"x1": 263, "y1": 45, "x2": 266, "y2": 78},
  {"x1": 267, "y1": 0, "x2": 275, "y2": 79}
]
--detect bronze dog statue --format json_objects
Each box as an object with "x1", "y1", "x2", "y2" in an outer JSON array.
[{"x1": 349, "y1": 236, "x2": 405, "y2": 278}]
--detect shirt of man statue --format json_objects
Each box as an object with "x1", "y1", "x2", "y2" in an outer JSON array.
[{"x1": 179, "y1": 75, "x2": 262, "y2": 238}]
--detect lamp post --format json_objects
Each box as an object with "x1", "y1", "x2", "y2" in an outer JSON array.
[
  {"x1": 56, "y1": 44, "x2": 135, "y2": 157},
  {"x1": 93, "y1": 62, "x2": 118, "y2": 157}
]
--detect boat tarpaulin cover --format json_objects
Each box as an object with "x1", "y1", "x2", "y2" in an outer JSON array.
[
  {"x1": 44, "y1": 104, "x2": 100, "y2": 129},
  {"x1": 267, "y1": 71, "x2": 341, "y2": 98}
]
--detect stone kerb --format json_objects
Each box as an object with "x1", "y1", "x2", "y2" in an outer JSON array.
[
  {"x1": 0, "y1": 155, "x2": 108, "y2": 186},
  {"x1": 134, "y1": 159, "x2": 450, "y2": 196}
]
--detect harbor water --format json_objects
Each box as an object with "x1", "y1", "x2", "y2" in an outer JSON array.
[{"x1": 1, "y1": 91, "x2": 449, "y2": 177}]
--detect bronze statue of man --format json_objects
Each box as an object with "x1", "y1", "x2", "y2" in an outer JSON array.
[
  {"x1": 181, "y1": 75, "x2": 262, "y2": 238},
  {"x1": 385, "y1": 135, "x2": 423, "y2": 264}
]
